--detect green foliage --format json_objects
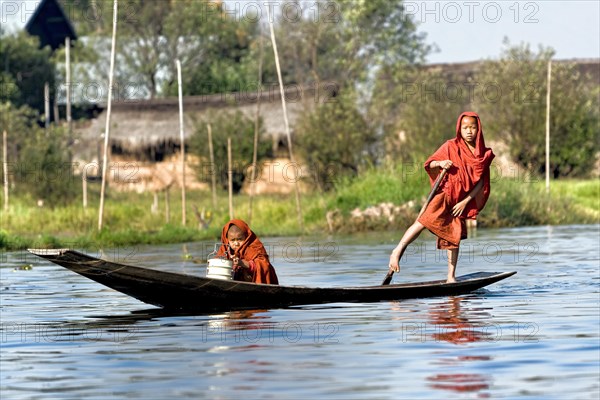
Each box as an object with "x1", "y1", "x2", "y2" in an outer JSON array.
[
  {"x1": 189, "y1": 111, "x2": 272, "y2": 192},
  {"x1": 117, "y1": 0, "x2": 258, "y2": 98},
  {"x1": 59, "y1": 0, "x2": 259, "y2": 98},
  {"x1": 11, "y1": 121, "x2": 79, "y2": 207},
  {"x1": 266, "y1": 0, "x2": 430, "y2": 87},
  {"x1": 548, "y1": 180, "x2": 600, "y2": 212},
  {"x1": 295, "y1": 91, "x2": 378, "y2": 190},
  {"x1": 479, "y1": 178, "x2": 598, "y2": 226},
  {"x1": 50, "y1": 37, "x2": 103, "y2": 104},
  {"x1": 0, "y1": 101, "x2": 40, "y2": 134},
  {"x1": 0, "y1": 230, "x2": 8, "y2": 248},
  {"x1": 164, "y1": 1, "x2": 258, "y2": 96},
  {"x1": 545, "y1": 66, "x2": 599, "y2": 177},
  {"x1": 0, "y1": 32, "x2": 56, "y2": 113},
  {"x1": 373, "y1": 66, "x2": 469, "y2": 162},
  {"x1": 474, "y1": 41, "x2": 599, "y2": 178},
  {"x1": 1, "y1": 175, "x2": 597, "y2": 250},
  {"x1": 0, "y1": 72, "x2": 20, "y2": 104},
  {"x1": 58, "y1": 0, "x2": 108, "y2": 36},
  {"x1": 56, "y1": 0, "x2": 430, "y2": 100}
]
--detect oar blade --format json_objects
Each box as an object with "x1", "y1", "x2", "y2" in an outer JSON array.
[{"x1": 381, "y1": 270, "x2": 394, "y2": 286}]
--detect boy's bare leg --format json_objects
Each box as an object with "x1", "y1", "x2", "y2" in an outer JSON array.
[
  {"x1": 389, "y1": 221, "x2": 426, "y2": 272},
  {"x1": 447, "y1": 248, "x2": 459, "y2": 283}
]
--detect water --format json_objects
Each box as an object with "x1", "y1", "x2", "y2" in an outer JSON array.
[{"x1": 1, "y1": 225, "x2": 599, "y2": 399}]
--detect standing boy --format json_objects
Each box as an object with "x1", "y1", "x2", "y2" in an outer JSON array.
[{"x1": 389, "y1": 112, "x2": 495, "y2": 282}]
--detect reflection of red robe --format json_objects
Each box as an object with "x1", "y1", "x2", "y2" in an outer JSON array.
[
  {"x1": 216, "y1": 219, "x2": 279, "y2": 285},
  {"x1": 418, "y1": 112, "x2": 495, "y2": 249}
]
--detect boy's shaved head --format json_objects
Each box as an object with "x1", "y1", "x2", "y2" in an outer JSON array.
[{"x1": 228, "y1": 224, "x2": 244, "y2": 236}]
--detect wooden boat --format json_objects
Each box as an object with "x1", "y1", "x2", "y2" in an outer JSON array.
[{"x1": 29, "y1": 248, "x2": 516, "y2": 312}]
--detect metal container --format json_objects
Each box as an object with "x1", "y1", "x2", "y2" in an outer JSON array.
[{"x1": 206, "y1": 257, "x2": 233, "y2": 281}]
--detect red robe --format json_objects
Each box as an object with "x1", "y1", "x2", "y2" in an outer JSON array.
[
  {"x1": 418, "y1": 112, "x2": 495, "y2": 249},
  {"x1": 216, "y1": 219, "x2": 279, "y2": 285}
]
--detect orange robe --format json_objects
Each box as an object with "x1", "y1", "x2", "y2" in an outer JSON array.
[
  {"x1": 216, "y1": 219, "x2": 279, "y2": 285},
  {"x1": 418, "y1": 112, "x2": 495, "y2": 249}
]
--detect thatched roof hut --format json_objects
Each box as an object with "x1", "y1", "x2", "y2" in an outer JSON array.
[{"x1": 74, "y1": 84, "x2": 324, "y2": 163}]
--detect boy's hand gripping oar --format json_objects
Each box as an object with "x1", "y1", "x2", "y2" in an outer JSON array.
[{"x1": 381, "y1": 168, "x2": 448, "y2": 286}]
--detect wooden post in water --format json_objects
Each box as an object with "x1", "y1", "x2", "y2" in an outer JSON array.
[
  {"x1": 266, "y1": 6, "x2": 303, "y2": 231},
  {"x1": 3, "y1": 130, "x2": 8, "y2": 212},
  {"x1": 98, "y1": 0, "x2": 118, "y2": 231},
  {"x1": 227, "y1": 137, "x2": 234, "y2": 220},
  {"x1": 545, "y1": 59, "x2": 552, "y2": 194},
  {"x1": 248, "y1": 26, "x2": 263, "y2": 225},
  {"x1": 176, "y1": 59, "x2": 187, "y2": 226},
  {"x1": 207, "y1": 124, "x2": 217, "y2": 209}
]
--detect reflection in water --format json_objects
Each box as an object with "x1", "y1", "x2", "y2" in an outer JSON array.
[
  {"x1": 429, "y1": 296, "x2": 490, "y2": 344},
  {"x1": 427, "y1": 373, "x2": 490, "y2": 394},
  {"x1": 206, "y1": 309, "x2": 273, "y2": 343},
  {"x1": 426, "y1": 296, "x2": 492, "y2": 395},
  {"x1": 3, "y1": 225, "x2": 598, "y2": 399}
]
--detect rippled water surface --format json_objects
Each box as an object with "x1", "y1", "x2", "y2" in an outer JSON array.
[{"x1": 1, "y1": 225, "x2": 599, "y2": 399}]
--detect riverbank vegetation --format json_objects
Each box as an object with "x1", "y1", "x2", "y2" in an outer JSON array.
[
  {"x1": 1, "y1": 169, "x2": 597, "y2": 250},
  {"x1": 1, "y1": 2, "x2": 598, "y2": 251}
]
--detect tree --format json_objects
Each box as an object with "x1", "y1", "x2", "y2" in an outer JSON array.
[
  {"x1": 0, "y1": 102, "x2": 78, "y2": 206},
  {"x1": 371, "y1": 65, "x2": 470, "y2": 163},
  {"x1": 189, "y1": 111, "x2": 272, "y2": 192},
  {"x1": 162, "y1": 1, "x2": 259, "y2": 96},
  {"x1": 111, "y1": 0, "x2": 259, "y2": 98},
  {"x1": 56, "y1": 0, "x2": 259, "y2": 99},
  {"x1": 59, "y1": 0, "x2": 108, "y2": 36},
  {"x1": 264, "y1": 1, "x2": 430, "y2": 189},
  {"x1": 16, "y1": 124, "x2": 78, "y2": 206},
  {"x1": 474, "y1": 42, "x2": 599, "y2": 178},
  {"x1": 267, "y1": 0, "x2": 430, "y2": 88},
  {"x1": 0, "y1": 32, "x2": 56, "y2": 114},
  {"x1": 294, "y1": 91, "x2": 378, "y2": 190}
]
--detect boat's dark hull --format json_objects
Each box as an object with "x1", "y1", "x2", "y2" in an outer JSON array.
[{"x1": 29, "y1": 249, "x2": 516, "y2": 311}]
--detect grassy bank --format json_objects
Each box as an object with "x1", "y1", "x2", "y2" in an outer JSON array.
[{"x1": 1, "y1": 169, "x2": 598, "y2": 250}]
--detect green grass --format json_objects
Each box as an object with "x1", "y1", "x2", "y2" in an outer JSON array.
[
  {"x1": 480, "y1": 178, "x2": 599, "y2": 227},
  {"x1": 551, "y1": 180, "x2": 599, "y2": 211},
  {"x1": 330, "y1": 165, "x2": 429, "y2": 212},
  {"x1": 1, "y1": 168, "x2": 597, "y2": 250}
]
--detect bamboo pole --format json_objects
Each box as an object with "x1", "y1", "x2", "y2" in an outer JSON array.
[
  {"x1": 165, "y1": 187, "x2": 170, "y2": 224},
  {"x1": 44, "y1": 82, "x2": 50, "y2": 131},
  {"x1": 65, "y1": 36, "x2": 72, "y2": 146},
  {"x1": 82, "y1": 168, "x2": 87, "y2": 209},
  {"x1": 176, "y1": 59, "x2": 186, "y2": 226},
  {"x1": 207, "y1": 124, "x2": 217, "y2": 209},
  {"x1": 545, "y1": 59, "x2": 552, "y2": 194},
  {"x1": 152, "y1": 192, "x2": 158, "y2": 214},
  {"x1": 248, "y1": 26, "x2": 263, "y2": 225},
  {"x1": 228, "y1": 137, "x2": 234, "y2": 220},
  {"x1": 3, "y1": 130, "x2": 8, "y2": 212},
  {"x1": 53, "y1": 95, "x2": 60, "y2": 124},
  {"x1": 266, "y1": 6, "x2": 303, "y2": 231},
  {"x1": 98, "y1": 0, "x2": 118, "y2": 231}
]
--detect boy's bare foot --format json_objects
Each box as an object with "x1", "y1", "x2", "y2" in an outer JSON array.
[{"x1": 446, "y1": 277, "x2": 456, "y2": 283}]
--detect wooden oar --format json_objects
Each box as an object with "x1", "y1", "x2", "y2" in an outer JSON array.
[{"x1": 381, "y1": 168, "x2": 448, "y2": 286}]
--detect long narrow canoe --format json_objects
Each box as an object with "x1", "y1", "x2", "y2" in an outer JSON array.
[{"x1": 29, "y1": 248, "x2": 516, "y2": 312}]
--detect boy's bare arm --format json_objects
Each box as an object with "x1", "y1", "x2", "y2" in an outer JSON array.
[
  {"x1": 451, "y1": 179, "x2": 484, "y2": 217},
  {"x1": 429, "y1": 160, "x2": 453, "y2": 170}
]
